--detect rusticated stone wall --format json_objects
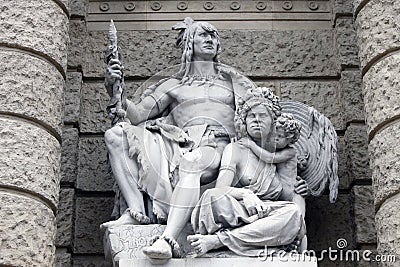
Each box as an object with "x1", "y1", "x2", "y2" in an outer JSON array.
[
  {"x1": 353, "y1": 0, "x2": 400, "y2": 266},
  {"x1": 54, "y1": 0, "x2": 377, "y2": 266},
  {"x1": 0, "y1": 0, "x2": 69, "y2": 266}
]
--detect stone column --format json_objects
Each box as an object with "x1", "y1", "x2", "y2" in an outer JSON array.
[
  {"x1": 353, "y1": 0, "x2": 400, "y2": 265},
  {"x1": 0, "y1": 1, "x2": 69, "y2": 266}
]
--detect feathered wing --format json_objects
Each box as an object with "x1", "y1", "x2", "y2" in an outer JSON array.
[{"x1": 281, "y1": 101, "x2": 339, "y2": 203}]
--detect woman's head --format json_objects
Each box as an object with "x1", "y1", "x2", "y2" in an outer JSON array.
[{"x1": 235, "y1": 87, "x2": 281, "y2": 140}]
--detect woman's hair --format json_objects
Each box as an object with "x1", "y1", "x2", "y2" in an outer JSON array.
[
  {"x1": 275, "y1": 113, "x2": 302, "y2": 144},
  {"x1": 234, "y1": 87, "x2": 282, "y2": 138}
]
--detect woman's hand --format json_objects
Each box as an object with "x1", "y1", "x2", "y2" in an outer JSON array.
[
  {"x1": 294, "y1": 176, "x2": 310, "y2": 198},
  {"x1": 242, "y1": 191, "x2": 270, "y2": 218}
]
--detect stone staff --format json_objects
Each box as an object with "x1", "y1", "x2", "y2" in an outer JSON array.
[{"x1": 104, "y1": 19, "x2": 126, "y2": 125}]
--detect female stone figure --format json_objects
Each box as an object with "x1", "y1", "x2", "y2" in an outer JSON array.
[{"x1": 188, "y1": 87, "x2": 306, "y2": 257}]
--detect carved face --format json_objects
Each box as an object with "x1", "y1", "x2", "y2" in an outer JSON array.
[
  {"x1": 274, "y1": 127, "x2": 291, "y2": 149},
  {"x1": 192, "y1": 27, "x2": 218, "y2": 61},
  {"x1": 245, "y1": 105, "x2": 274, "y2": 141}
]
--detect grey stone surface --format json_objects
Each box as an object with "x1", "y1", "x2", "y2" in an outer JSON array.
[
  {"x1": 335, "y1": 18, "x2": 360, "y2": 67},
  {"x1": 69, "y1": 0, "x2": 88, "y2": 17},
  {"x1": 370, "y1": 121, "x2": 400, "y2": 208},
  {"x1": 82, "y1": 30, "x2": 338, "y2": 78},
  {"x1": 352, "y1": 186, "x2": 376, "y2": 244},
  {"x1": 344, "y1": 124, "x2": 371, "y2": 183},
  {"x1": 74, "y1": 197, "x2": 114, "y2": 253},
  {"x1": 80, "y1": 81, "x2": 143, "y2": 133},
  {"x1": 0, "y1": 117, "x2": 60, "y2": 207},
  {"x1": 68, "y1": 19, "x2": 87, "y2": 69},
  {"x1": 77, "y1": 137, "x2": 113, "y2": 191},
  {"x1": 375, "y1": 193, "x2": 400, "y2": 265},
  {"x1": 55, "y1": 250, "x2": 71, "y2": 267},
  {"x1": 61, "y1": 127, "x2": 79, "y2": 184},
  {"x1": 306, "y1": 194, "x2": 354, "y2": 251},
  {"x1": 65, "y1": 72, "x2": 82, "y2": 124},
  {"x1": 338, "y1": 135, "x2": 351, "y2": 190},
  {"x1": 363, "y1": 53, "x2": 400, "y2": 135},
  {"x1": 280, "y1": 80, "x2": 344, "y2": 130},
  {"x1": 353, "y1": 0, "x2": 365, "y2": 14},
  {"x1": 56, "y1": 188, "x2": 75, "y2": 247},
  {"x1": 0, "y1": 0, "x2": 69, "y2": 70},
  {"x1": 73, "y1": 256, "x2": 111, "y2": 267},
  {"x1": 334, "y1": 0, "x2": 354, "y2": 15},
  {"x1": 339, "y1": 70, "x2": 364, "y2": 123},
  {"x1": 355, "y1": 0, "x2": 400, "y2": 69},
  {"x1": 0, "y1": 50, "x2": 64, "y2": 136},
  {"x1": 0, "y1": 192, "x2": 56, "y2": 267}
]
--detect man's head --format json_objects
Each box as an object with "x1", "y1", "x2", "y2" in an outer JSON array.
[
  {"x1": 274, "y1": 113, "x2": 302, "y2": 149},
  {"x1": 173, "y1": 18, "x2": 221, "y2": 78}
]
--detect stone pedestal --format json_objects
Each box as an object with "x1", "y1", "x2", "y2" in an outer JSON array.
[
  {"x1": 119, "y1": 258, "x2": 317, "y2": 267},
  {"x1": 104, "y1": 225, "x2": 317, "y2": 267}
]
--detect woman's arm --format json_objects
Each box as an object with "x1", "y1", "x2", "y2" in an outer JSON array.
[{"x1": 215, "y1": 144, "x2": 253, "y2": 200}]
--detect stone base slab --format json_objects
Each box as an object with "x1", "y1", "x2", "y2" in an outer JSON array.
[{"x1": 119, "y1": 257, "x2": 318, "y2": 267}]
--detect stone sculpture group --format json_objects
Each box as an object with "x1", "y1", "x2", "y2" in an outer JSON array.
[{"x1": 101, "y1": 17, "x2": 338, "y2": 264}]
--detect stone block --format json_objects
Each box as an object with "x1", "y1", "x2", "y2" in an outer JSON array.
[
  {"x1": 65, "y1": 72, "x2": 82, "y2": 124},
  {"x1": 74, "y1": 197, "x2": 114, "y2": 253},
  {"x1": 56, "y1": 188, "x2": 75, "y2": 247},
  {"x1": 77, "y1": 136, "x2": 113, "y2": 191},
  {"x1": 0, "y1": 192, "x2": 55, "y2": 267},
  {"x1": 363, "y1": 53, "x2": 400, "y2": 135},
  {"x1": 0, "y1": 117, "x2": 60, "y2": 207},
  {"x1": 0, "y1": 50, "x2": 64, "y2": 136},
  {"x1": 69, "y1": 0, "x2": 88, "y2": 17},
  {"x1": 335, "y1": 18, "x2": 360, "y2": 67},
  {"x1": 375, "y1": 194, "x2": 400, "y2": 265},
  {"x1": 280, "y1": 80, "x2": 344, "y2": 130},
  {"x1": 73, "y1": 256, "x2": 110, "y2": 267},
  {"x1": 79, "y1": 81, "x2": 143, "y2": 133},
  {"x1": 104, "y1": 224, "x2": 195, "y2": 263},
  {"x1": 337, "y1": 135, "x2": 351, "y2": 190},
  {"x1": 61, "y1": 127, "x2": 79, "y2": 184},
  {"x1": 55, "y1": 250, "x2": 71, "y2": 267},
  {"x1": 339, "y1": 70, "x2": 364, "y2": 123},
  {"x1": 344, "y1": 124, "x2": 371, "y2": 183},
  {"x1": 82, "y1": 30, "x2": 338, "y2": 78},
  {"x1": 334, "y1": 0, "x2": 354, "y2": 15},
  {"x1": 120, "y1": 258, "x2": 317, "y2": 267},
  {"x1": 68, "y1": 19, "x2": 88, "y2": 69},
  {"x1": 0, "y1": 0, "x2": 68, "y2": 70},
  {"x1": 306, "y1": 194, "x2": 354, "y2": 251},
  {"x1": 352, "y1": 186, "x2": 376, "y2": 244},
  {"x1": 355, "y1": 0, "x2": 400, "y2": 69},
  {"x1": 370, "y1": 122, "x2": 400, "y2": 208}
]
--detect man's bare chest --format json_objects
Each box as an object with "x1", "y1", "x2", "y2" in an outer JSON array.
[{"x1": 169, "y1": 81, "x2": 235, "y2": 105}]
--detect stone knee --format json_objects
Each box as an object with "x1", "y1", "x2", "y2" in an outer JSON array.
[
  {"x1": 179, "y1": 147, "x2": 221, "y2": 177},
  {"x1": 104, "y1": 123, "x2": 131, "y2": 150}
]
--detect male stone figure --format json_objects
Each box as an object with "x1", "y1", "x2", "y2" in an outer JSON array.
[{"x1": 102, "y1": 18, "x2": 308, "y2": 261}]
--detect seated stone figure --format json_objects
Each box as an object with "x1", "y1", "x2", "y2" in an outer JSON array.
[
  {"x1": 188, "y1": 87, "x2": 306, "y2": 257},
  {"x1": 101, "y1": 17, "x2": 310, "y2": 262}
]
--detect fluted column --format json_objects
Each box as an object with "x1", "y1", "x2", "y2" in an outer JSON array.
[
  {"x1": 353, "y1": 0, "x2": 400, "y2": 265},
  {"x1": 0, "y1": 0, "x2": 69, "y2": 266}
]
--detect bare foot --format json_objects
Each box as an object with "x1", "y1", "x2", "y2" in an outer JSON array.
[
  {"x1": 142, "y1": 238, "x2": 172, "y2": 260},
  {"x1": 187, "y1": 234, "x2": 223, "y2": 257},
  {"x1": 100, "y1": 209, "x2": 139, "y2": 230}
]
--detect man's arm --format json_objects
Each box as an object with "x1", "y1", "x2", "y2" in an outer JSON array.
[
  {"x1": 125, "y1": 79, "x2": 178, "y2": 125},
  {"x1": 238, "y1": 138, "x2": 296, "y2": 163}
]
